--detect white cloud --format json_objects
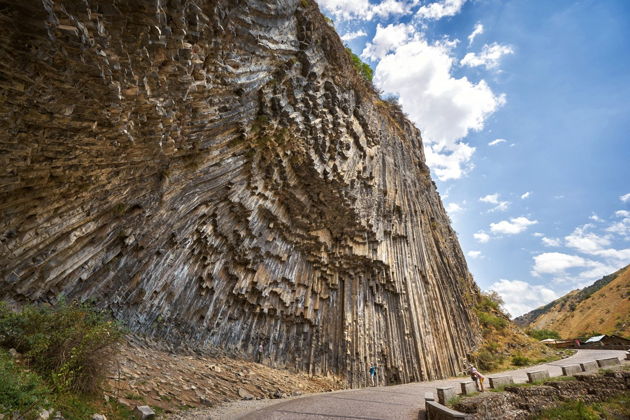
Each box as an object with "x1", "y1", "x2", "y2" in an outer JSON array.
[
  {"x1": 467, "y1": 23, "x2": 484, "y2": 46},
  {"x1": 318, "y1": 0, "x2": 415, "y2": 21},
  {"x1": 340, "y1": 29, "x2": 367, "y2": 41},
  {"x1": 531, "y1": 252, "x2": 590, "y2": 276},
  {"x1": 489, "y1": 279, "x2": 558, "y2": 317},
  {"x1": 607, "y1": 215, "x2": 630, "y2": 238},
  {"x1": 533, "y1": 232, "x2": 544, "y2": 237},
  {"x1": 541, "y1": 237, "x2": 561, "y2": 247},
  {"x1": 467, "y1": 250, "x2": 482, "y2": 259},
  {"x1": 479, "y1": 193, "x2": 509, "y2": 212},
  {"x1": 490, "y1": 216, "x2": 537, "y2": 235},
  {"x1": 589, "y1": 213, "x2": 601, "y2": 222},
  {"x1": 564, "y1": 225, "x2": 610, "y2": 254},
  {"x1": 373, "y1": 33, "x2": 505, "y2": 180},
  {"x1": 361, "y1": 23, "x2": 415, "y2": 61},
  {"x1": 460, "y1": 42, "x2": 514, "y2": 70},
  {"x1": 474, "y1": 231, "x2": 490, "y2": 243},
  {"x1": 416, "y1": 0, "x2": 466, "y2": 20},
  {"x1": 479, "y1": 193, "x2": 499, "y2": 204},
  {"x1": 446, "y1": 202, "x2": 464, "y2": 214},
  {"x1": 620, "y1": 193, "x2": 630, "y2": 203},
  {"x1": 488, "y1": 138, "x2": 506, "y2": 146},
  {"x1": 520, "y1": 192, "x2": 531, "y2": 199}
]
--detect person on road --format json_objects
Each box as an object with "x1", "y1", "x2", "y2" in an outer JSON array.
[
  {"x1": 369, "y1": 364, "x2": 377, "y2": 386},
  {"x1": 468, "y1": 365, "x2": 485, "y2": 392}
]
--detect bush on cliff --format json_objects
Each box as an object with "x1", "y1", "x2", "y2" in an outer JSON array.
[
  {"x1": 526, "y1": 329, "x2": 561, "y2": 340},
  {"x1": 0, "y1": 300, "x2": 124, "y2": 394}
]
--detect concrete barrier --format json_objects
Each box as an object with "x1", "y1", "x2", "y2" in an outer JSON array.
[
  {"x1": 580, "y1": 361, "x2": 598, "y2": 372},
  {"x1": 425, "y1": 401, "x2": 471, "y2": 420},
  {"x1": 596, "y1": 357, "x2": 620, "y2": 368},
  {"x1": 561, "y1": 364, "x2": 582, "y2": 376},
  {"x1": 425, "y1": 392, "x2": 435, "y2": 402},
  {"x1": 437, "y1": 387, "x2": 456, "y2": 405},
  {"x1": 526, "y1": 370, "x2": 549, "y2": 383},
  {"x1": 488, "y1": 376, "x2": 513, "y2": 389},
  {"x1": 460, "y1": 381, "x2": 477, "y2": 395}
]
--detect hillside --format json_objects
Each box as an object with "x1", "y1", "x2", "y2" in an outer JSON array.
[{"x1": 514, "y1": 265, "x2": 630, "y2": 338}]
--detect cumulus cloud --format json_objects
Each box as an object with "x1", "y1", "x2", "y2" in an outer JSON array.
[
  {"x1": 520, "y1": 192, "x2": 531, "y2": 199},
  {"x1": 531, "y1": 252, "x2": 590, "y2": 276},
  {"x1": 416, "y1": 0, "x2": 466, "y2": 20},
  {"x1": 461, "y1": 42, "x2": 514, "y2": 70},
  {"x1": 490, "y1": 217, "x2": 537, "y2": 235},
  {"x1": 541, "y1": 237, "x2": 561, "y2": 247},
  {"x1": 467, "y1": 23, "x2": 484, "y2": 46},
  {"x1": 445, "y1": 202, "x2": 464, "y2": 214},
  {"x1": 564, "y1": 225, "x2": 610, "y2": 254},
  {"x1": 489, "y1": 279, "x2": 558, "y2": 317},
  {"x1": 488, "y1": 138, "x2": 506, "y2": 146},
  {"x1": 467, "y1": 250, "x2": 482, "y2": 259},
  {"x1": 373, "y1": 32, "x2": 505, "y2": 180},
  {"x1": 589, "y1": 213, "x2": 602, "y2": 222},
  {"x1": 607, "y1": 212, "x2": 630, "y2": 238},
  {"x1": 361, "y1": 23, "x2": 415, "y2": 61},
  {"x1": 474, "y1": 231, "x2": 490, "y2": 243},
  {"x1": 340, "y1": 29, "x2": 367, "y2": 41},
  {"x1": 480, "y1": 193, "x2": 499, "y2": 204},
  {"x1": 318, "y1": 0, "x2": 415, "y2": 21},
  {"x1": 479, "y1": 193, "x2": 510, "y2": 212},
  {"x1": 620, "y1": 193, "x2": 630, "y2": 203}
]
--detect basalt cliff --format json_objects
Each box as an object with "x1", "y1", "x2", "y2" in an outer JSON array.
[{"x1": 0, "y1": 0, "x2": 480, "y2": 386}]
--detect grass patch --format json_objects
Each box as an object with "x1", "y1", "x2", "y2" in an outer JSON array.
[{"x1": 534, "y1": 393, "x2": 630, "y2": 420}]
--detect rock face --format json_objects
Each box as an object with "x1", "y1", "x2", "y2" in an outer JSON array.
[{"x1": 0, "y1": 0, "x2": 479, "y2": 385}]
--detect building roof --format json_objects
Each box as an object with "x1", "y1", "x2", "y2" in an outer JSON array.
[{"x1": 584, "y1": 335, "x2": 606, "y2": 343}]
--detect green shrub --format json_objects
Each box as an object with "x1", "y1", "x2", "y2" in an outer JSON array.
[
  {"x1": 0, "y1": 301, "x2": 124, "y2": 394},
  {"x1": 511, "y1": 354, "x2": 531, "y2": 366},
  {"x1": 345, "y1": 48, "x2": 373, "y2": 82},
  {"x1": 526, "y1": 329, "x2": 561, "y2": 340},
  {"x1": 476, "y1": 311, "x2": 508, "y2": 329}
]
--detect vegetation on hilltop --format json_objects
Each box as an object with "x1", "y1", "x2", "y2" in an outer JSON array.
[{"x1": 471, "y1": 292, "x2": 565, "y2": 372}]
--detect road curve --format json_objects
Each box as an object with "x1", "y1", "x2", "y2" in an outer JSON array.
[{"x1": 238, "y1": 349, "x2": 627, "y2": 420}]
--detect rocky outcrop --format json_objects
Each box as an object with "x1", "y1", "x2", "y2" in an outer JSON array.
[{"x1": 0, "y1": 0, "x2": 479, "y2": 385}]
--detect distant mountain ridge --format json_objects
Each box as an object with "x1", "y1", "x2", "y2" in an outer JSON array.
[{"x1": 514, "y1": 265, "x2": 630, "y2": 338}]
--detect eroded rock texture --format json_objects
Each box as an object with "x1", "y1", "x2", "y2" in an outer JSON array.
[{"x1": 0, "y1": 0, "x2": 479, "y2": 385}]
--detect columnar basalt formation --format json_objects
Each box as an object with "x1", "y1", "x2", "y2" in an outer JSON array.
[{"x1": 0, "y1": 0, "x2": 479, "y2": 385}]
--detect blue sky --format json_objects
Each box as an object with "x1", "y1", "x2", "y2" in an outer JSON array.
[{"x1": 317, "y1": 0, "x2": 630, "y2": 317}]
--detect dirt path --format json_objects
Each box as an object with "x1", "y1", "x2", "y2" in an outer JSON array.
[{"x1": 173, "y1": 349, "x2": 626, "y2": 420}]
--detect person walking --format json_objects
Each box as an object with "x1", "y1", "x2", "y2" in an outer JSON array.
[
  {"x1": 467, "y1": 364, "x2": 485, "y2": 392},
  {"x1": 256, "y1": 343, "x2": 264, "y2": 363},
  {"x1": 369, "y1": 364, "x2": 377, "y2": 386}
]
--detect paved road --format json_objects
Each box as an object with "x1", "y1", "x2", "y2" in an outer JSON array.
[{"x1": 238, "y1": 349, "x2": 627, "y2": 420}]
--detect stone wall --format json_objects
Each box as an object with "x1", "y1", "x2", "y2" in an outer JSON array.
[
  {"x1": 454, "y1": 371, "x2": 630, "y2": 419},
  {"x1": 0, "y1": 0, "x2": 479, "y2": 386}
]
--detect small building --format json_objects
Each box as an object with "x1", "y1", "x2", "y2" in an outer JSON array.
[
  {"x1": 540, "y1": 338, "x2": 573, "y2": 348},
  {"x1": 581, "y1": 334, "x2": 630, "y2": 350}
]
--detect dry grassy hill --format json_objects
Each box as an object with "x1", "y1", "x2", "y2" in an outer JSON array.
[{"x1": 515, "y1": 265, "x2": 630, "y2": 339}]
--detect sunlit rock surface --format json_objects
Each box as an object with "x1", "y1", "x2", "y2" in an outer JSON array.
[{"x1": 0, "y1": 0, "x2": 479, "y2": 385}]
